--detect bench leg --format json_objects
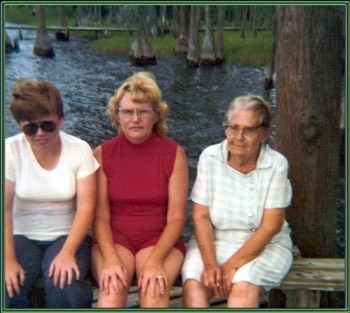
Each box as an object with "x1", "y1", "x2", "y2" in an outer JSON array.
[{"x1": 284, "y1": 290, "x2": 321, "y2": 308}]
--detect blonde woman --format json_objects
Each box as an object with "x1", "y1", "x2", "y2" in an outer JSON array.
[{"x1": 91, "y1": 72, "x2": 189, "y2": 308}]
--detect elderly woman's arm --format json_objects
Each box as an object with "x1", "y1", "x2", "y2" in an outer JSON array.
[
  {"x1": 193, "y1": 202, "x2": 224, "y2": 297},
  {"x1": 138, "y1": 145, "x2": 188, "y2": 294},
  {"x1": 221, "y1": 208, "x2": 285, "y2": 294},
  {"x1": 48, "y1": 171, "x2": 97, "y2": 288}
]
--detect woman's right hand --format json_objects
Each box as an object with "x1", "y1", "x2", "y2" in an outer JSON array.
[
  {"x1": 201, "y1": 264, "x2": 224, "y2": 298},
  {"x1": 5, "y1": 259, "x2": 25, "y2": 298},
  {"x1": 100, "y1": 256, "x2": 129, "y2": 295}
]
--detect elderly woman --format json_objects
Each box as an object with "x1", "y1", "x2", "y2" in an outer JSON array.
[
  {"x1": 182, "y1": 95, "x2": 293, "y2": 308},
  {"x1": 91, "y1": 72, "x2": 189, "y2": 308},
  {"x1": 5, "y1": 78, "x2": 98, "y2": 308}
]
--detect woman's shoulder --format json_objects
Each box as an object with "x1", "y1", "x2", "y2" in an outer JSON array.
[
  {"x1": 263, "y1": 144, "x2": 289, "y2": 168},
  {"x1": 100, "y1": 135, "x2": 120, "y2": 150},
  {"x1": 60, "y1": 131, "x2": 92, "y2": 150},
  {"x1": 201, "y1": 141, "x2": 224, "y2": 157},
  {"x1": 5, "y1": 133, "x2": 26, "y2": 151},
  {"x1": 155, "y1": 134, "x2": 178, "y2": 147},
  {"x1": 6, "y1": 133, "x2": 24, "y2": 143},
  {"x1": 266, "y1": 145, "x2": 288, "y2": 161}
]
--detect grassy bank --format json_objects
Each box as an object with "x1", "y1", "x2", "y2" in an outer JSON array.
[
  {"x1": 88, "y1": 31, "x2": 273, "y2": 66},
  {"x1": 5, "y1": 6, "x2": 273, "y2": 66}
]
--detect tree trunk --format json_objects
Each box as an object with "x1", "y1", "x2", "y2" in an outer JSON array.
[
  {"x1": 98, "y1": 5, "x2": 102, "y2": 25},
  {"x1": 56, "y1": 6, "x2": 69, "y2": 41},
  {"x1": 200, "y1": 5, "x2": 216, "y2": 66},
  {"x1": 5, "y1": 31, "x2": 19, "y2": 53},
  {"x1": 33, "y1": 6, "x2": 54, "y2": 58},
  {"x1": 248, "y1": 6, "x2": 254, "y2": 32},
  {"x1": 264, "y1": 9, "x2": 276, "y2": 89},
  {"x1": 92, "y1": 6, "x2": 98, "y2": 20},
  {"x1": 186, "y1": 5, "x2": 201, "y2": 67},
  {"x1": 241, "y1": 5, "x2": 247, "y2": 39},
  {"x1": 58, "y1": 6, "x2": 68, "y2": 27},
  {"x1": 252, "y1": 6, "x2": 258, "y2": 38},
  {"x1": 145, "y1": 6, "x2": 160, "y2": 37},
  {"x1": 275, "y1": 5, "x2": 343, "y2": 259},
  {"x1": 174, "y1": 5, "x2": 190, "y2": 56},
  {"x1": 161, "y1": 6, "x2": 169, "y2": 34},
  {"x1": 76, "y1": 6, "x2": 89, "y2": 27},
  {"x1": 107, "y1": 6, "x2": 115, "y2": 23},
  {"x1": 171, "y1": 5, "x2": 179, "y2": 37},
  {"x1": 216, "y1": 5, "x2": 225, "y2": 65},
  {"x1": 129, "y1": 6, "x2": 156, "y2": 66},
  {"x1": 233, "y1": 6, "x2": 239, "y2": 28}
]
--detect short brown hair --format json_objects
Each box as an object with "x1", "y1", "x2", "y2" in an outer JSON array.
[{"x1": 10, "y1": 77, "x2": 64, "y2": 123}]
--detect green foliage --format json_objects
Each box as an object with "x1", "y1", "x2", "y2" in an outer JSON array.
[
  {"x1": 222, "y1": 31, "x2": 273, "y2": 66},
  {"x1": 5, "y1": 6, "x2": 37, "y2": 24}
]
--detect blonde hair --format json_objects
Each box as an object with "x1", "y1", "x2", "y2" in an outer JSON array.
[
  {"x1": 10, "y1": 77, "x2": 64, "y2": 123},
  {"x1": 106, "y1": 72, "x2": 169, "y2": 136}
]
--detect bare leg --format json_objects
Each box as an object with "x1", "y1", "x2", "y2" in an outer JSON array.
[
  {"x1": 91, "y1": 244, "x2": 135, "y2": 308},
  {"x1": 183, "y1": 279, "x2": 213, "y2": 308},
  {"x1": 135, "y1": 246, "x2": 184, "y2": 308},
  {"x1": 227, "y1": 281, "x2": 263, "y2": 308}
]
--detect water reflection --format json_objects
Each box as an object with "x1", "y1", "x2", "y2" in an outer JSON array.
[{"x1": 4, "y1": 26, "x2": 275, "y2": 240}]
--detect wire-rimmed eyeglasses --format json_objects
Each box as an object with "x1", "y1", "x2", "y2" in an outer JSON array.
[
  {"x1": 223, "y1": 124, "x2": 263, "y2": 137},
  {"x1": 118, "y1": 108, "x2": 154, "y2": 119}
]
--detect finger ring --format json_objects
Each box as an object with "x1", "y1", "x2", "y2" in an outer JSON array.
[
  {"x1": 104, "y1": 274, "x2": 109, "y2": 278},
  {"x1": 156, "y1": 275, "x2": 164, "y2": 279}
]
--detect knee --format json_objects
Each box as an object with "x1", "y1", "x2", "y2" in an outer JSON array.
[
  {"x1": 228, "y1": 282, "x2": 260, "y2": 307},
  {"x1": 183, "y1": 279, "x2": 212, "y2": 308},
  {"x1": 183, "y1": 279, "x2": 199, "y2": 292},
  {"x1": 139, "y1": 293, "x2": 169, "y2": 308},
  {"x1": 183, "y1": 279, "x2": 205, "y2": 297},
  {"x1": 97, "y1": 290, "x2": 128, "y2": 308},
  {"x1": 230, "y1": 281, "x2": 260, "y2": 296}
]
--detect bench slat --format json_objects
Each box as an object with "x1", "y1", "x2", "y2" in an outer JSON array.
[
  {"x1": 290, "y1": 258, "x2": 344, "y2": 270},
  {"x1": 280, "y1": 258, "x2": 345, "y2": 291}
]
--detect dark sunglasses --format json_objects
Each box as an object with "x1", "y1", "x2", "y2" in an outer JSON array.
[{"x1": 21, "y1": 121, "x2": 57, "y2": 136}]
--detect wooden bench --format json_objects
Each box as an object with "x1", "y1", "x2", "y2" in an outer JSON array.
[
  {"x1": 270, "y1": 257, "x2": 345, "y2": 308},
  {"x1": 30, "y1": 245, "x2": 345, "y2": 308},
  {"x1": 90, "y1": 257, "x2": 344, "y2": 308}
]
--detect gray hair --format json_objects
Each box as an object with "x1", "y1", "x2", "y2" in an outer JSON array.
[{"x1": 225, "y1": 95, "x2": 271, "y2": 129}]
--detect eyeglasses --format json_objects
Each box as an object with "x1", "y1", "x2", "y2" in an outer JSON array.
[
  {"x1": 223, "y1": 124, "x2": 262, "y2": 137},
  {"x1": 118, "y1": 108, "x2": 154, "y2": 119},
  {"x1": 21, "y1": 121, "x2": 57, "y2": 136}
]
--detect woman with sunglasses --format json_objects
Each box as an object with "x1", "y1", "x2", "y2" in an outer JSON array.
[
  {"x1": 182, "y1": 95, "x2": 293, "y2": 308},
  {"x1": 5, "y1": 77, "x2": 99, "y2": 308},
  {"x1": 91, "y1": 72, "x2": 189, "y2": 308}
]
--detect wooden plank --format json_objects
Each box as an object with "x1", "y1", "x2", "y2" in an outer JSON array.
[
  {"x1": 290, "y1": 258, "x2": 344, "y2": 269},
  {"x1": 280, "y1": 258, "x2": 345, "y2": 291}
]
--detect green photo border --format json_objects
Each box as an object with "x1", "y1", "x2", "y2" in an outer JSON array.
[{"x1": 1, "y1": 1, "x2": 348, "y2": 312}]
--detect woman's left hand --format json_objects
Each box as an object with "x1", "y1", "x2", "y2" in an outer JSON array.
[
  {"x1": 49, "y1": 251, "x2": 79, "y2": 289},
  {"x1": 221, "y1": 262, "x2": 238, "y2": 297},
  {"x1": 137, "y1": 261, "x2": 168, "y2": 298}
]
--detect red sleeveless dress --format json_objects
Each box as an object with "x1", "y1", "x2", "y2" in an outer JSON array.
[{"x1": 99, "y1": 132, "x2": 185, "y2": 255}]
